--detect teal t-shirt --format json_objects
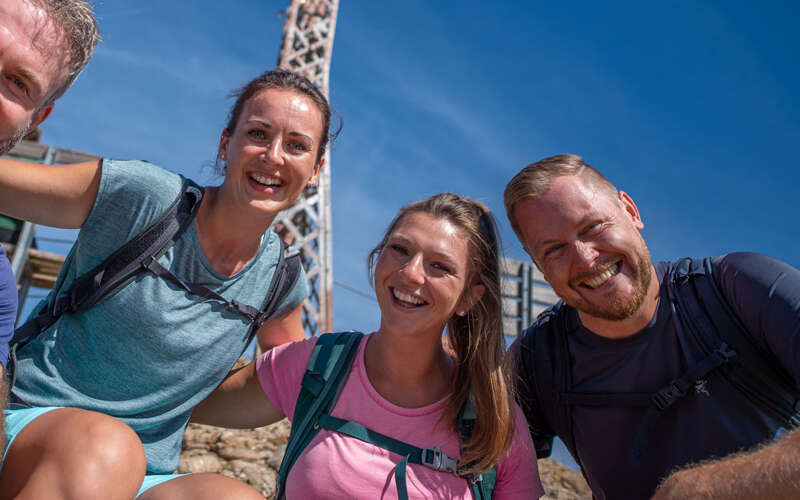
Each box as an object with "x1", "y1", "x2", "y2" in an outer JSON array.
[{"x1": 12, "y1": 159, "x2": 308, "y2": 473}]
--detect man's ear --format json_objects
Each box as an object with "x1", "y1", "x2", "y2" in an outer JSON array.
[
  {"x1": 27, "y1": 104, "x2": 54, "y2": 133},
  {"x1": 618, "y1": 190, "x2": 644, "y2": 230}
]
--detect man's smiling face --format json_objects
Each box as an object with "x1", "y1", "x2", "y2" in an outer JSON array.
[
  {"x1": 514, "y1": 174, "x2": 653, "y2": 322},
  {"x1": 0, "y1": 0, "x2": 69, "y2": 153}
]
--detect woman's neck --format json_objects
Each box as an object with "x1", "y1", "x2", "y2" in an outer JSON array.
[
  {"x1": 194, "y1": 186, "x2": 274, "y2": 276},
  {"x1": 364, "y1": 328, "x2": 454, "y2": 408}
]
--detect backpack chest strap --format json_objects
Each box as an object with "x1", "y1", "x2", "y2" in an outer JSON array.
[
  {"x1": 142, "y1": 257, "x2": 261, "y2": 322},
  {"x1": 317, "y1": 413, "x2": 460, "y2": 499}
]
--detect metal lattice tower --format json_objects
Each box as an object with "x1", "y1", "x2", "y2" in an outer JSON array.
[{"x1": 273, "y1": 0, "x2": 339, "y2": 336}]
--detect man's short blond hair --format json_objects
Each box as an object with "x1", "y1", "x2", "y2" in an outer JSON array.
[
  {"x1": 32, "y1": 0, "x2": 100, "y2": 103},
  {"x1": 504, "y1": 154, "x2": 618, "y2": 241}
]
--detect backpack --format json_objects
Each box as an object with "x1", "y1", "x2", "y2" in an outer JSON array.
[
  {"x1": 275, "y1": 331, "x2": 496, "y2": 500},
  {"x1": 518, "y1": 257, "x2": 800, "y2": 470},
  {"x1": 8, "y1": 178, "x2": 303, "y2": 390}
]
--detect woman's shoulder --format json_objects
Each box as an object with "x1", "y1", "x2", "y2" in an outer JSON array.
[
  {"x1": 100, "y1": 159, "x2": 184, "y2": 202},
  {"x1": 77, "y1": 159, "x2": 191, "y2": 254},
  {"x1": 89, "y1": 159, "x2": 188, "y2": 226}
]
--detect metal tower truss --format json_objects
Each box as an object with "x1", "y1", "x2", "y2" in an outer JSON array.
[{"x1": 274, "y1": 0, "x2": 339, "y2": 336}]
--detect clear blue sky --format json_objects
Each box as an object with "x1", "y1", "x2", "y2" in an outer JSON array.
[{"x1": 30, "y1": 0, "x2": 800, "y2": 335}]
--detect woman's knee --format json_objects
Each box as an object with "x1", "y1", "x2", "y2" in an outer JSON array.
[
  {"x1": 139, "y1": 473, "x2": 264, "y2": 500},
  {"x1": 1, "y1": 407, "x2": 146, "y2": 499},
  {"x1": 65, "y1": 408, "x2": 146, "y2": 474}
]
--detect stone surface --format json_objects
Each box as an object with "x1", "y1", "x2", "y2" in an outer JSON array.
[
  {"x1": 179, "y1": 420, "x2": 590, "y2": 498},
  {"x1": 538, "y1": 459, "x2": 592, "y2": 499}
]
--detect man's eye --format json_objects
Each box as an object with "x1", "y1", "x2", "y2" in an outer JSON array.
[
  {"x1": 8, "y1": 76, "x2": 29, "y2": 95},
  {"x1": 543, "y1": 245, "x2": 563, "y2": 259}
]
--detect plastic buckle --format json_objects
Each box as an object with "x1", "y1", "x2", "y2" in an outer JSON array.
[
  {"x1": 231, "y1": 300, "x2": 257, "y2": 322},
  {"x1": 469, "y1": 472, "x2": 483, "y2": 485},
  {"x1": 717, "y1": 342, "x2": 737, "y2": 360},
  {"x1": 59, "y1": 287, "x2": 79, "y2": 314},
  {"x1": 652, "y1": 382, "x2": 686, "y2": 411},
  {"x1": 421, "y1": 446, "x2": 458, "y2": 474}
]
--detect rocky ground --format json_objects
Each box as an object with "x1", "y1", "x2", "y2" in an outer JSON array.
[{"x1": 179, "y1": 421, "x2": 591, "y2": 499}]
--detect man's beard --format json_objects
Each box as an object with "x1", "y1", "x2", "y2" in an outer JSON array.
[
  {"x1": 566, "y1": 241, "x2": 653, "y2": 322},
  {"x1": 0, "y1": 123, "x2": 29, "y2": 155}
]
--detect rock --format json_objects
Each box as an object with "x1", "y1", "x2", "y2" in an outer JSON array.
[
  {"x1": 267, "y1": 444, "x2": 286, "y2": 470},
  {"x1": 222, "y1": 459, "x2": 278, "y2": 498},
  {"x1": 182, "y1": 424, "x2": 222, "y2": 451},
  {"x1": 538, "y1": 458, "x2": 592, "y2": 500},
  {"x1": 177, "y1": 449, "x2": 226, "y2": 474}
]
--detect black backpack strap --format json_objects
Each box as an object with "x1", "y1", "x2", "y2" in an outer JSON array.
[
  {"x1": 519, "y1": 302, "x2": 585, "y2": 471},
  {"x1": 13, "y1": 178, "x2": 203, "y2": 346},
  {"x1": 627, "y1": 257, "x2": 800, "y2": 466},
  {"x1": 241, "y1": 242, "x2": 302, "y2": 355},
  {"x1": 674, "y1": 257, "x2": 800, "y2": 427},
  {"x1": 122, "y1": 238, "x2": 301, "y2": 357},
  {"x1": 9, "y1": 179, "x2": 203, "y2": 386}
]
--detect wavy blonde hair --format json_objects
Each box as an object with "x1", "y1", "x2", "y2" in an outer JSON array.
[{"x1": 368, "y1": 193, "x2": 513, "y2": 474}]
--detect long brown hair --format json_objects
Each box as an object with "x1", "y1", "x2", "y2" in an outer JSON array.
[{"x1": 368, "y1": 193, "x2": 514, "y2": 474}]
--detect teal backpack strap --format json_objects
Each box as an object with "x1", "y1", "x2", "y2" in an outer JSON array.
[
  {"x1": 276, "y1": 331, "x2": 496, "y2": 500},
  {"x1": 316, "y1": 413, "x2": 461, "y2": 500},
  {"x1": 275, "y1": 331, "x2": 363, "y2": 500},
  {"x1": 456, "y1": 396, "x2": 497, "y2": 500}
]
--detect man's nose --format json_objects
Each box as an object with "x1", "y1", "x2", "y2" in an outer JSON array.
[{"x1": 571, "y1": 240, "x2": 599, "y2": 265}]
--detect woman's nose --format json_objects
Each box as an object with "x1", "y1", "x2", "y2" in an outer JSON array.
[{"x1": 400, "y1": 254, "x2": 425, "y2": 284}]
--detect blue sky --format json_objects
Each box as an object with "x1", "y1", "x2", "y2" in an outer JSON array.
[
  {"x1": 24, "y1": 0, "x2": 799, "y2": 470},
  {"x1": 32, "y1": 0, "x2": 799, "y2": 333}
]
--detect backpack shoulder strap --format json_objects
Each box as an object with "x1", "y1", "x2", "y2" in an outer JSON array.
[
  {"x1": 455, "y1": 397, "x2": 497, "y2": 500},
  {"x1": 520, "y1": 302, "x2": 584, "y2": 469},
  {"x1": 275, "y1": 331, "x2": 363, "y2": 500},
  {"x1": 239, "y1": 241, "x2": 303, "y2": 356},
  {"x1": 672, "y1": 257, "x2": 800, "y2": 428},
  {"x1": 12, "y1": 178, "x2": 203, "y2": 347}
]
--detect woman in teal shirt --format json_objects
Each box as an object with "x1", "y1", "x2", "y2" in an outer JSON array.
[{"x1": 0, "y1": 69, "x2": 333, "y2": 499}]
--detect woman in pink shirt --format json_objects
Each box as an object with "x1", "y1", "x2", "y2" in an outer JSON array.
[{"x1": 193, "y1": 193, "x2": 544, "y2": 499}]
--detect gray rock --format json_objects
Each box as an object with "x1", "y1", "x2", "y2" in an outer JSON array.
[{"x1": 177, "y1": 449, "x2": 226, "y2": 474}]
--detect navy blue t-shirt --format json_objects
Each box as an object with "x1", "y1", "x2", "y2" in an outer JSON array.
[
  {"x1": 0, "y1": 245, "x2": 17, "y2": 368},
  {"x1": 514, "y1": 253, "x2": 800, "y2": 500}
]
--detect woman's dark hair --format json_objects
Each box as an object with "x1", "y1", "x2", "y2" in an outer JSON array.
[{"x1": 224, "y1": 69, "x2": 338, "y2": 164}]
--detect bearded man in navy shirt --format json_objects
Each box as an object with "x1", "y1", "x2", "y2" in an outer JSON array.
[{"x1": 506, "y1": 154, "x2": 800, "y2": 499}]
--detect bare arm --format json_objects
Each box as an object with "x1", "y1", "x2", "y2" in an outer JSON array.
[
  {"x1": 652, "y1": 428, "x2": 800, "y2": 499},
  {"x1": 191, "y1": 362, "x2": 284, "y2": 429},
  {"x1": 257, "y1": 303, "x2": 306, "y2": 352},
  {"x1": 0, "y1": 158, "x2": 102, "y2": 228}
]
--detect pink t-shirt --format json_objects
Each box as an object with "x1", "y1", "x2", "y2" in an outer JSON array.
[{"x1": 256, "y1": 334, "x2": 544, "y2": 499}]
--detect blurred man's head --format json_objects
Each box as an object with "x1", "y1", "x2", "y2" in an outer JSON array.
[{"x1": 0, "y1": 0, "x2": 99, "y2": 154}]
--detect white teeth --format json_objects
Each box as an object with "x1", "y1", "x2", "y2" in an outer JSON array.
[
  {"x1": 392, "y1": 288, "x2": 424, "y2": 305},
  {"x1": 250, "y1": 173, "x2": 281, "y2": 186},
  {"x1": 583, "y1": 262, "x2": 620, "y2": 289}
]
